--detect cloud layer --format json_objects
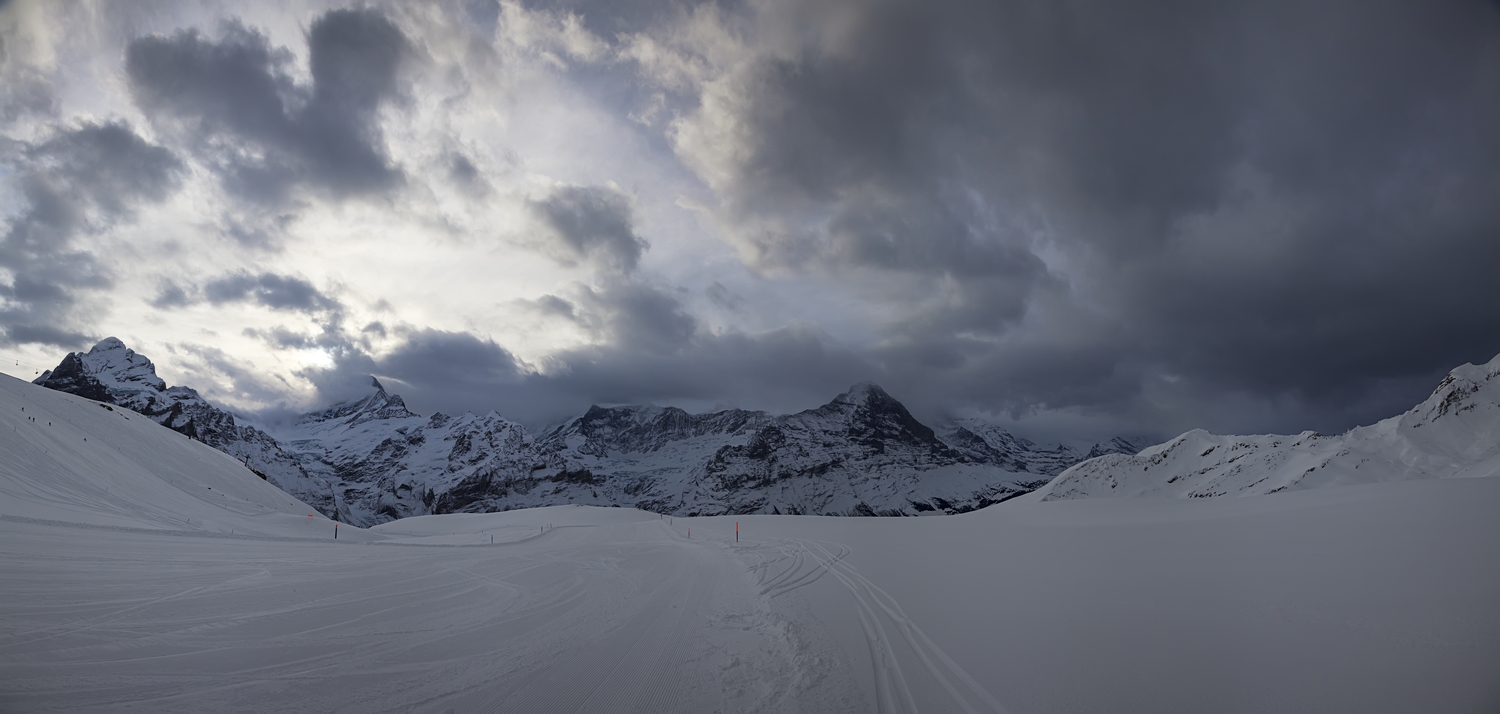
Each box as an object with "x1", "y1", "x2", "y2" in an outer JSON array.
[{"x1": 2, "y1": 0, "x2": 1498, "y2": 444}]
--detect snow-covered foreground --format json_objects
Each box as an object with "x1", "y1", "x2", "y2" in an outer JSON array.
[{"x1": 4, "y1": 374, "x2": 1500, "y2": 712}]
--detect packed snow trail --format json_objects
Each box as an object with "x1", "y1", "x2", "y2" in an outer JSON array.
[
  {"x1": 4, "y1": 373, "x2": 1500, "y2": 712},
  {"x1": 0, "y1": 513, "x2": 858, "y2": 713}
]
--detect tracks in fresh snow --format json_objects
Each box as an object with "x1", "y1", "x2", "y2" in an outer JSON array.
[{"x1": 746, "y1": 537, "x2": 1009, "y2": 714}]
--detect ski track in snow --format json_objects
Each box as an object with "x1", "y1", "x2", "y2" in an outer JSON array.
[{"x1": 745, "y1": 538, "x2": 1005, "y2": 714}]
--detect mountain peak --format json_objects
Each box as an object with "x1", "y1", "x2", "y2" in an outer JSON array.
[
  {"x1": 89, "y1": 336, "x2": 129, "y2": 354},
  {"x1": 830, "y1": 382, "x2": 898, "y2": 410},
  {"x1": 297, "y1": 376, "x2": 417, "y2": 428},
  {"x1": 38, "y1": 337, "x2": 167, "y2": 398}
]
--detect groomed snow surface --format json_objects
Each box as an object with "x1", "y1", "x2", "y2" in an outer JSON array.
[{"x1": 3, "y1": 373, "x2": 1499, "y2": 713}]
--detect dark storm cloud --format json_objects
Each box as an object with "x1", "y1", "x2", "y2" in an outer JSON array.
[
  {"x1": 574, "y1": 281, "x2": 696, "y2": 353},
  {"x1": 380, "y1": 329, "x2": 524, "y2": 389},
  {"x1": 0, "y1": 121, "x2": 182, "y2": 347},
  {"x1": 298, "y1": 328, "x2": 528, "y2": 417},
  {"x1": 668, "y1": 0, "x2": 1500, "y2": 435},
  {"x1": 530, "y1": 185, "x2": 648, "y2": 274},
  {"x1": 124, "y1": 8, "x2": 408, "y2": 205},
  {"x1": 201, "y1": 272, "x2": 341, "y2": 315}
]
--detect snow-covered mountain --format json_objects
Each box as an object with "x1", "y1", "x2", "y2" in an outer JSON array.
[
  {"x1": 33, "y1": 338, "x2": 336, "y2": 514},
  {"x1": 1034, "y1": 352, "x2": 1500, "y2": 500},
  {"x1": 263, "y1": 378, "x2": 573, "y2": 524},
  {"x1": 264, "y1": 379, "x2": 1050, "y2": 523},
  {"x1": 942, "y1": 419, "x2": 1150, "y2": 476},
  {"x1": 36, "y1": 338, "x2": 1145, "y2": 525}
]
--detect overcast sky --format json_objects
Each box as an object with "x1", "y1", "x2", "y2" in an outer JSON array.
[{"x1": 2, "y1": 0, "x2": 1498, "y2": 443}]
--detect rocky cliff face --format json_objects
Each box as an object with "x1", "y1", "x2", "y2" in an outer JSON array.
[
  {"x1": 1033, "y1": 353, "x2": 1500, "y2": 501},
  {"x1": 38, "y1": 338, "x2": 1147, "y2": 525}
]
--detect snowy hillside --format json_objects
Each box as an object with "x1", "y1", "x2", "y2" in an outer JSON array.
[
  {"x1": 39, "y1": 339, "x2": 1142, "y2": 525},
  {"x1": 1036, "y1": 352, "x2": 1500, "y2": 500},
  {"x1": 0, "y1": 372, "x2": 339, "y2": 538}
]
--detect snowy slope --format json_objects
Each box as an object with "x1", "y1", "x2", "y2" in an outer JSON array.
[
  {"x1": 0, "y1": 373, "x2": 342, "y2": 539},
  {"x1": 1036, "y1": 352, "x2": 1500, "y2": 500}
]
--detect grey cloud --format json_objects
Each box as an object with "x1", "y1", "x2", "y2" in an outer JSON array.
[
  {"x1": 519, "y1": 294, "x2": 578, "y2": 321},
  {"x1": 243, "y1": 325, "x2": 319, "y2": 350},
  {"x1": 705, "y1": 282, "x2": 743, "y2": 312},
  {"x1": 222, "y1": 215, "x2": 291, "y2": 250},
  {"x1": 0, "y1": 68, "x2": 56, "y2": 125},
  {"x1": 150, "y1": 280, "x2": 194, "y2": 309},
  {"x1": 303, "y1": 329, "x2": 529, "y2": 418},
  {"x1": 448, "y1": 152, "x2": 481, "y2": 185},
  {"x1": 1, "y1": 324, "x2": 94, "y2": 350},
  {"x1": 124, "y1": 9, "x2": 408, "y2": 206},
  {"x1": 0, "y1": 121, "x2": 182, "y2": 347},
  {"x1": 574, "y1": 281, "x2": 696, "y2": 354},
  {"x1": 171, "y1": 342, "x2": 296, "y2": 406},
  {"x1": 202, "y1": 272, "x2": 340, "y2": 315},
  {"x1": 380, "y1": 329, "x2": 524, "y2": 388},
  {"x1": 663, "y1": 0, "x2": 1500, "y2": 436},
  {"x1": 530, "y1": 185, "x2": 648, "y2": 274}
]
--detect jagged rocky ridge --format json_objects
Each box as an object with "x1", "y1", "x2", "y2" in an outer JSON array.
[
  {"x1": 1033, "y1": 352, "x2": 1500, "y2": 500},
  {"x1": 39, "y1": 338, "x2": 1144, "y2": 525}
]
